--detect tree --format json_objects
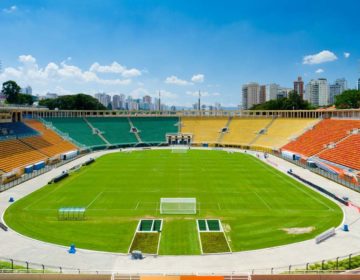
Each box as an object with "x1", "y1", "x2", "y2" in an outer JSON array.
[
  {"x1": 39, "y1": 94, "x2": 107, "y2": 110},
  {"x1": 251, "y1": 91, "x2": 312, "y2": 110},
  {"x1": 335, "y1": 90, "x2": 360, "y2": 109},
  {"x1": 1, "y1": 80, "x2": 34, "y2": 105},
  {"x1": 2, "y1": 80, "x2": 21, "y2": 103}
]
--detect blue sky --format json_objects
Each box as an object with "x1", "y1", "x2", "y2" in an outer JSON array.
[{"x1": 0, "y1": 0, "x2": 359, "y2": 107}]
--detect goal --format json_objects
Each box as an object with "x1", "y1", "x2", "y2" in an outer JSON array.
[
  {"x1": 160, "y1": 198, "x2": 197, "y2": 214},
  {"x1": 171, "y1": 146, "x2": 189, "y2": 153}
]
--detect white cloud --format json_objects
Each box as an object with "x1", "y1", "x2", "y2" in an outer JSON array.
[
  {"x1": 315, "y1": 68, "x2": 324, "y2": 74},
  {"x1": 3, "y1": 5, "x2": 17, "y2": 13},
  {"x1": 344, "y1": 52, "x2": 350, "y2": 58},
  {"x1": 303, "y1": 50, "x2": 338, "y2": 65},
  {"x1": 159, "y1": 90, "x2": 178, "y2": 99},
  {"x1": 89, "y1": 62, "x2": 141, "y2": 78},
  {"x1": 191, "y1": 74, "x2": 205, "y2": 83},
  {"x1": 165, "y1": 75, "x2": 192, "y2": 86},
  {"x1": 0, "y1": 55, "x2": 133, "y2": 94}
]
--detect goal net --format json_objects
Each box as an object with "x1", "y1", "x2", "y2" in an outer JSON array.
[
  {"x1": 160, "y1": 198, "x2": 196, "y2": 214},
  {"x1": 171, "y1": 146, "x2": 189, "y2": 153}
]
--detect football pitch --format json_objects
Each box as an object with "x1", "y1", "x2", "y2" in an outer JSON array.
[{"x1": 5, "y1": 149, "x2": 342, "y2": 255}]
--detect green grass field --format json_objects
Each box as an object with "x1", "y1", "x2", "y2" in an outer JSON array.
[{"x1": 4, "y1": 150, "x2": 342, "y2": 255}]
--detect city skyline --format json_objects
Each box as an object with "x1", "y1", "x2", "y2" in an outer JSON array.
[{"x1": 0, "y1": 0, "x2": 360, "y2": 107}]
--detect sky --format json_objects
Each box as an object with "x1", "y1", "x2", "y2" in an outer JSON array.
[{"x1": 0, "y1": 0, "x2": 359, "y2": 107}]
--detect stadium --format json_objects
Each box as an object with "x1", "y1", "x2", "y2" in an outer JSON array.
[{"x1": 1, "y1": 107, "x2": 360, "y2": 280}]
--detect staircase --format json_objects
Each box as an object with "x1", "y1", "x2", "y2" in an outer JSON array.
[
  {"x1": 83, "y1": 117, "x2": 110, "y2": 145},
  {"x1": 248, "y1": 117, "x2": 276, "y2": 146},
  {"x1": 313, "y1": 130, "x2": 357, "y2": 157},
  {"x1": 217, "y1": 116, "x2": 233, "y2": 144},
  {"x1": 127, "y1": 117, "x2": 143, "y2": 143}
]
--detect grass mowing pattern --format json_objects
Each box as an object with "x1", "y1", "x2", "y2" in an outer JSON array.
[
  {"x1": 4, "y1": 150, "x2": 342, "y2": 255},
  {"x1": 129, "y1": 233, "x2": 159, "y2": 254},
  {"x1": 200, "y1": 232, "x2": 230, "y2": 253}
]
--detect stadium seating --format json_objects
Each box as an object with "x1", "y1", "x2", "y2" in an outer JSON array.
[
  {"x1": 181, "y1": 117, "x2": 229, "y2": 143},
  {"x1": 21, "y1": 119, "x2": 77, "y2": 157},
  {"x1": 252, "y1": 118, "x2": 318, "y2": 149},
  {"x1": 86, "y1": 117, "x2": 137, "y2": 145},
  {"x1": 131, "y1": 117, "x2": 179, "y2": 143},
  {"x1": 282, "y1": 119, "x2": 360, "y2": 157},
  {"x1": 0, "y1": 122, "x2": 38, "y2": 140},
  {"x1": 44, "y1": 117, "x2": 106, "y2": 147},
  {"x1": 0, "y1": 139, "x2": 47, "y2": 173},
  {"x1": 222, "y1": 118, "x2": 272, "y2": 145},
  {"x1": 318, "y1": 134, "x2": 360, "y2": 170}
]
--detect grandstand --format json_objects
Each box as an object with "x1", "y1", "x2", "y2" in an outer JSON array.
[
  {"x1": 0, "y1": 122, "x2": 38, "y2": 140},
  {"x1": 181, "y1": 117, "x2": 228, "y2": 143},
  {"x1": 221, "y1": 118, "x2": 272, "y2": 145},
  {"x1": 282, "y1": 119, "x2": 360, "y2": 158},
  {"x1": 252, "y1": 118, "x2": 319, "y2": 149},
  {"x1": 0, "y1": 110, "x2": 359, "y2": 183},
  {"x1": 44, "y1": 117, "x2": 106, "y2": 147},
  {"x1": 86, "y1": 117, "x2": 138, "y2": 145},
  {"x1": 318, "y1": 134, "x2": 360, "y2": 171},
  {"x1": 20, "y1": 119, "x2": 77, "y2": 157},
  {"x1": 131, "y1": 117, "x2": 179, "y2": 144},
  {"x1": 0, "y1": 139, "x2": 47, "y2": 173}
]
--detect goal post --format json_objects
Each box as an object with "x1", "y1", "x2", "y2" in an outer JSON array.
[
  {"x1": 160, "y1": 198, "x2": 197, "y2": 214},
  {"x1": 171, "y1": 146, "x2": 189, "y2": 153}
]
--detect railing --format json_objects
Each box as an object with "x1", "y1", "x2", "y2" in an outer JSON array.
[
  {"x1": 276, "y1": 153, "x2": 360, "y2": 192},
  {"x1": 0, "y1": 153, "x2": 87, "y2": 192},
  {"x1": 1, "y1": 251, "x2": 360, "y2": 275}
]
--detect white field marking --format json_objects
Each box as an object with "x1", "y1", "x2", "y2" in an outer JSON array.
[
  {"x1": 218, "y1": 202, "x2": 222, "y2": 210},
  {"x1": 134, "y1": 201, "x2": 140, "y2": 210},
  {"x1": 24, "y1": 167, "x2": 93, "y2": 211},
  {"x1": 24, "y1": 181, "x2": 64, "y2": 210},
  {"x1": 86, "y1": 191, "x2": 104, "y2": 208},
  {"x1": 196, "y1": 220, "x2": 204, "y2": 254},
  {"x1": 250, "y1": 188, "x2": 272, "y2": 210},
  {"x1": 248, "y1": 155, "x2": 333, "y2": 211},
  {"x1": 128, "y1": 220, "x2": 141, "y2": 253}
]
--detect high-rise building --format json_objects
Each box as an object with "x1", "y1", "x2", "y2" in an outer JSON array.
[
  {"x1": 329, "y1": 78, "x2": 347, "y2": 104},
  {"x1": 112, "y1": 95, "x2": 121, "y2": 109},
  {"x1": 95, "y1": 93, "x2": 111, "y2": 107},
  {"x1": 259, "y1": 85, "x2": 266, "y2": 104},
  {"x1": 143, "y1": 95, "x2": 152, "y2": 104},
  {"x1": 278, "y1": 87, "x2": 292, "y2": 99},
  {"x1": 242, "y1": 82, "x2": 261, "y2": 109},
  {"x1": 294, "y1": 76, "x2": 304, "y2": 97},
  {"x1": 21, "y1": 86, "x2": 32, "y2": 95},
  {"x1": 265, "y1": 83, "x2": 280, "y2": 101},
  {"x1": 305, "y1": 78, "x2": 329, "y2": 106}
]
